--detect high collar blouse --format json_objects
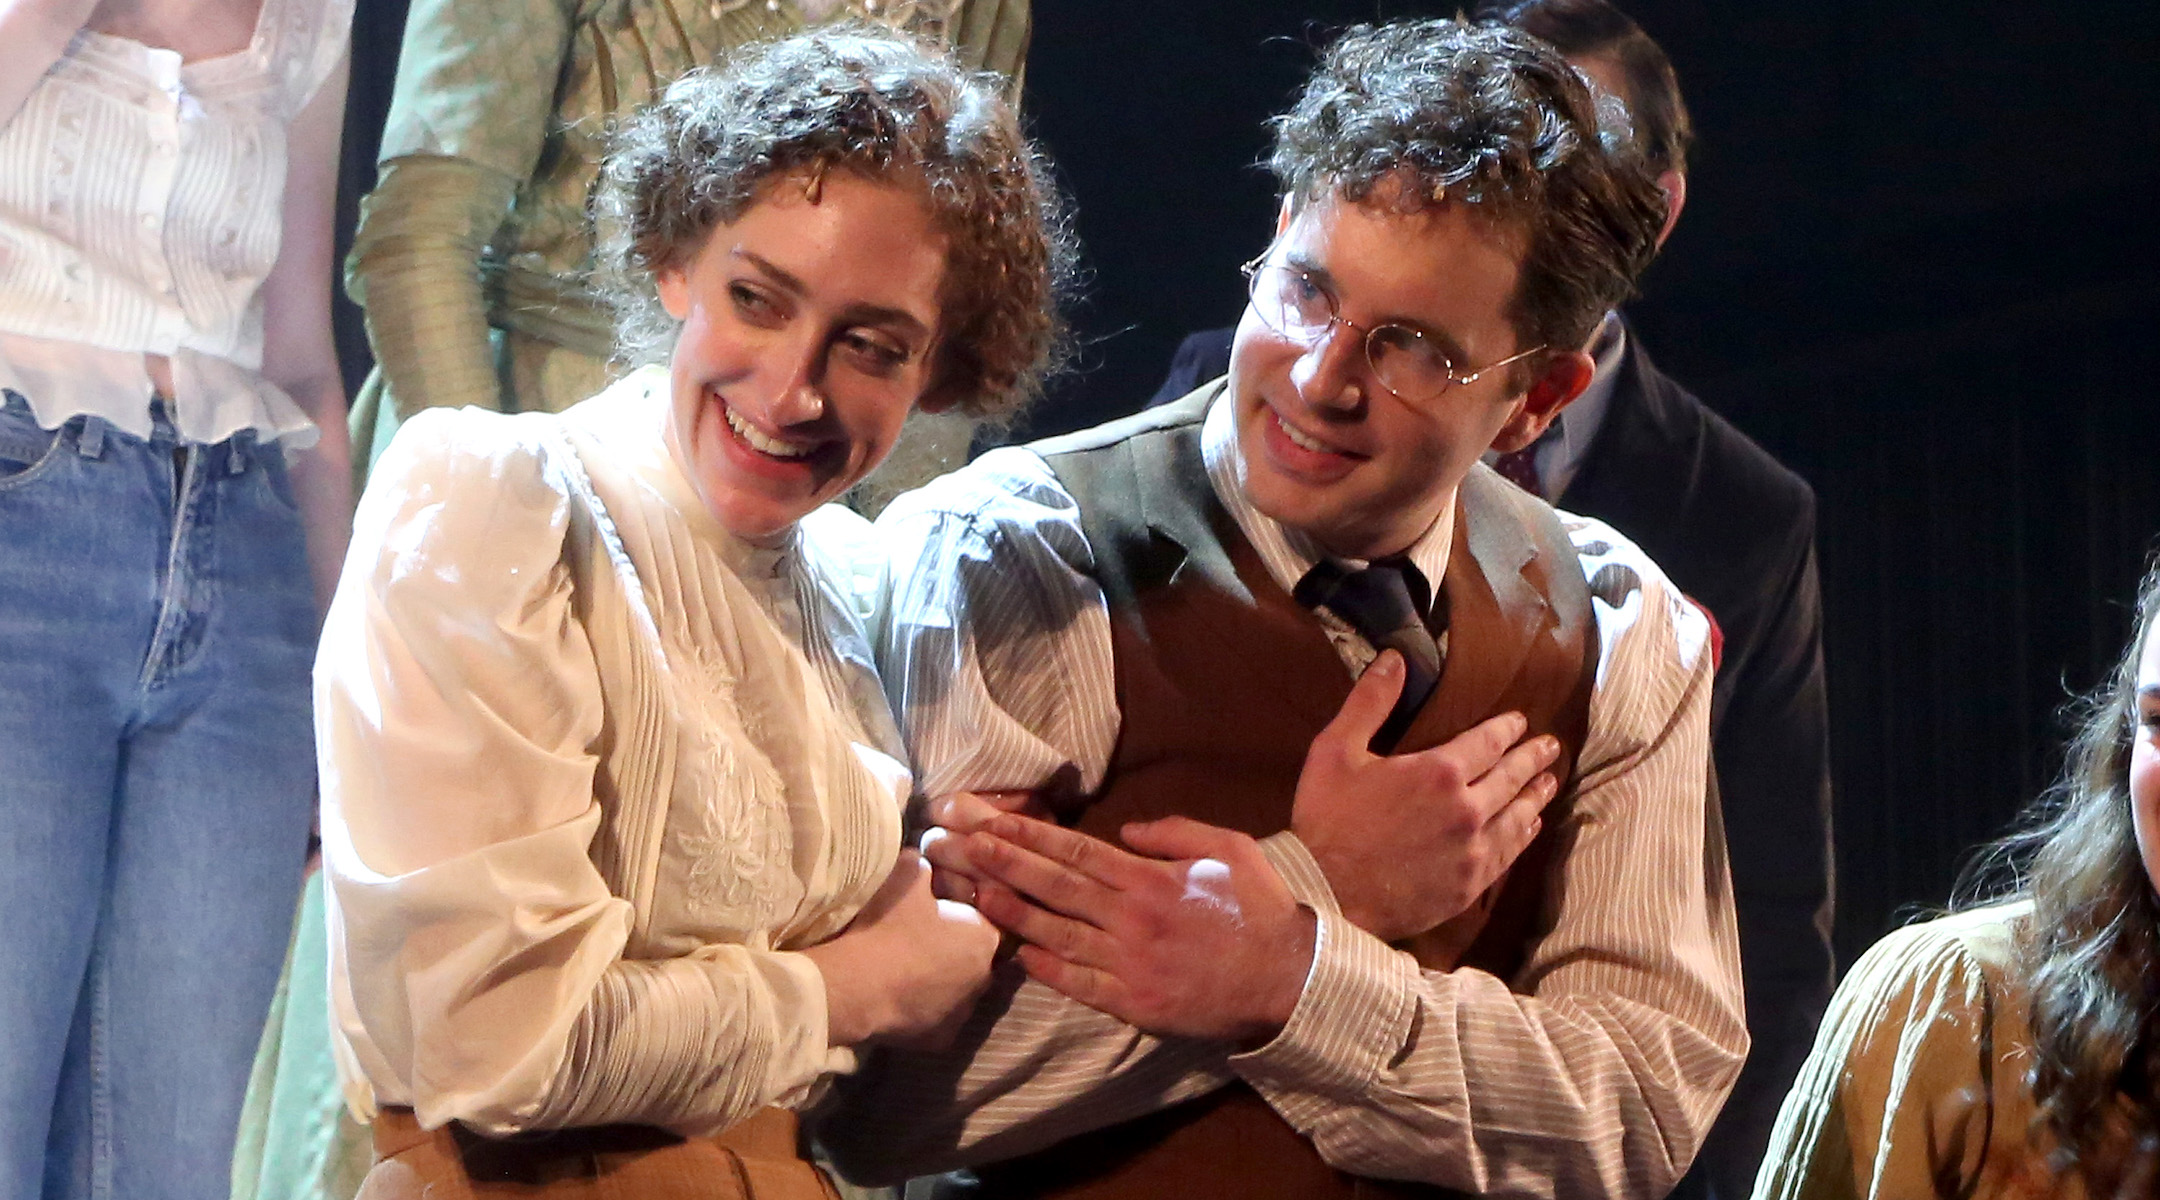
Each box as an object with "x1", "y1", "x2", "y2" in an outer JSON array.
[
  {"x1": 0, "y1": 0, "x2": 351, "y2": 445},
  {"x1": 317, "y1": 369, "x2": 908, "y2": 1134}
]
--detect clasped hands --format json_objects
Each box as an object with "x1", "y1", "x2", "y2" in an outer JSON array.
[{"x1": 921, "y1": 650, "x2": 1563, "y2": 1043}]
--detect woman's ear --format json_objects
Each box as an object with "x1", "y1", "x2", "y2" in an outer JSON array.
[
  {"x1": 1492, "y1": 350, "x2": 1594, "y2": 453},
  {"x1": 657, "y1": 264, "x2": 692, "y2": 321}
]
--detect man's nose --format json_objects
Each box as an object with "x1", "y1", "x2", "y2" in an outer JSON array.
[{"x1": 1290, "y1": 321, "x2": 1369, "y2": 412}]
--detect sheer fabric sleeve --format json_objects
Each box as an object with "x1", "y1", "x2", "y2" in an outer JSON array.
[
  {"x1": 950, "y1": 0, "x2": 1031, "y2": 88},
  {"x1": 345, "y1": 0, "x2": 575, "y2": 419},
  {"x1": 346, "y1": 154, "x2": 519, "y2": 419}
]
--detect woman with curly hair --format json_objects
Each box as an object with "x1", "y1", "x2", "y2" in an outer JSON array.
[
  {"x1": 311, "y1": 26, "x2": 1073, "y2": 1199},
  {"x1": 1756, "y1": 554, "x2": 2160, "y2": 1199}
]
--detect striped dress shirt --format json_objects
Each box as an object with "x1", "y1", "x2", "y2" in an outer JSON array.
[{"x1": 825, "y1": 396, "x2": 1748, "y2": 1198}]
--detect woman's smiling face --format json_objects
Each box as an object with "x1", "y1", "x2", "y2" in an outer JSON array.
[{"x1": 657, "y1": 172, "x2": 949, "y2": 541}]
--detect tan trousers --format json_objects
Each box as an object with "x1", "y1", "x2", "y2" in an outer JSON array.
[{"x1": 357, "y1": 1107, "x2": 843, "y2": 1200}]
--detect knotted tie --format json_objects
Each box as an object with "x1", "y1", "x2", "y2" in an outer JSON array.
[{"x1": 1294, "y1": 558, "x2": 1442, "y2": 754}]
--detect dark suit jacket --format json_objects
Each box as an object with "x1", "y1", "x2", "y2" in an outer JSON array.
[{"x1": 1149, "y1": 326, "x2": 1835, "y2": 1200}]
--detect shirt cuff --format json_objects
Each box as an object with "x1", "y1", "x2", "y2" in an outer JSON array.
[
  {"x1": 1234, "y1": 837, "x2": 1424, "y2": 1130},
  {"x1": 1257, "y1": 830, "x2": 1340, "y2": 917},
  {"x1": 1235, "y1": 833, "x2": 1434, "y2": 1130}
]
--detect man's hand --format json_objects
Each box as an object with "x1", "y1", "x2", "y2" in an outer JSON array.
[
  {"x1": 919, "y1": 790, "x2": 1050, "y2": 903},
  {"x1": 1294, "y1": 651, "x2": 1562, "y2": 942},
  {"x1": 961, "y1": 814, "x2": 1316, "y2": 1044}
]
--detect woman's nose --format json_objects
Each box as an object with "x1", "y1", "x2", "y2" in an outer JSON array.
[
  {"x1": 758, "y1": 331, "x2": 829, "y2": 426},
  {"x1": 769, "y1": 381, "x2": 826, "y2": 425}
]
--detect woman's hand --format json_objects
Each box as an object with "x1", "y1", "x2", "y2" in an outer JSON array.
[{"x1": 803, "y1": 850, "x2": 999, "y2": 1050}]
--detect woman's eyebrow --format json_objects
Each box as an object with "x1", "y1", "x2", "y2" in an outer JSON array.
[
  {"x1": 731, "y1": 248, "x2": 932, "y2": 338},
  {"x1": 833, "y1": 302, "x2": 932, "y2": 342},
  {"x1": 731, "y1": 249, "x2": 807, "y2": 295}
]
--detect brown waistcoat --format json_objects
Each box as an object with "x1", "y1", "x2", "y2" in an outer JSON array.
[{"x1": 973, "y1": 387, "x2": 1597, "y2": 1200}]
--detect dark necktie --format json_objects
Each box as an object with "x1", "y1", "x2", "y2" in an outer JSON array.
[
  {"x1": 1293, "y1": 558, "x2": 1442, "y2": 754},
  {"x1": 1492, "y1": 445, "x2": 1543, "y2": 498}
]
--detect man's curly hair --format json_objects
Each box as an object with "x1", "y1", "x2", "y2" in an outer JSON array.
[
  {"x1": 592, "y1": 24, "x2": 1075, "y2": 420},
  {"x1": 1269, "y1": 18, "x2": 1666, "y2": 354}
]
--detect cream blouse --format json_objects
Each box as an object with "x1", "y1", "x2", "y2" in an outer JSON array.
[
  {"x1": 317, "y1": 367, "x2": 907, "y2": 1136},
  {"x1": 0, "y1": 0, "x2": 350, "y2": 445}
]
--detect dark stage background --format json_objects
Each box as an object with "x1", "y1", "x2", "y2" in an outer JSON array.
[{"x1": 335, "y1": 2, "x2": 2160, "y2": 970}]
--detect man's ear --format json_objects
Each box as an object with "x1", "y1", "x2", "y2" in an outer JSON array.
[
  {"x1": 657, "y1": 263, "x2": 691, "y2": 321},
  {"x1": 1655, "y1": 169, "x2": 1688, "y2": 251},
  {"x1": 1491, "y1": 350, "x2": 1595, "y2": 453}
]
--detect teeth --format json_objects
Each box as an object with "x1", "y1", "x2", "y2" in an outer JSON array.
[
  {"x1": 725, "y1": 403, "x2": 813, "y2": 459},
  {"x1": 1277, "y1": 413, "x2": 1333, "y2": 454}
]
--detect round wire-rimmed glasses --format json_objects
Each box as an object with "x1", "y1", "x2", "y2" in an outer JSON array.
[{"x1": 1240, "y1": 255, "x2": 1547, "y2": 404}]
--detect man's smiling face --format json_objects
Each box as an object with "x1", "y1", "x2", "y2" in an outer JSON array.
[{"x1": 1229, "y1": 184, "x2": 1546, "y2": 560}]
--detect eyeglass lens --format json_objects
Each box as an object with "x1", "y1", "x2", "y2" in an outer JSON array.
[{"x1": 1248, "y1": 263, "x2": 1459, "y2": 401}]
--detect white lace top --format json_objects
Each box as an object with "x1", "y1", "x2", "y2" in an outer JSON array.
[
  {"x1": 0, "y1": 0, "x2": 351, "y2": 445},
  {"x1": 317, "y1": 368, "x2": 908, "y2": 1135}
]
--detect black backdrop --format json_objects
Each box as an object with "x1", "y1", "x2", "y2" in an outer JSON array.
[{"x1": 335, "y1": 1, "x2": 2160, "y2": 970}]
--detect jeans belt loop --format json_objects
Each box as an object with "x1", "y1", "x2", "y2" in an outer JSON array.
[{"x1": 74, "y1": 416, "x2": 105, "y2": 459}]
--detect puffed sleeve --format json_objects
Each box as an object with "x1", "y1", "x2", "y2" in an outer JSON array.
[{"x1": 319, "y1": 407, "x2": 846, "y2": 1137}]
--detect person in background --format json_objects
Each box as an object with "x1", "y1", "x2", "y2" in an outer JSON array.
[
  {"x1": 0, "y1": 1, "x2": 353, "y2": 1198},
  {"x1": 313, "y1": 26, "x2": 1070, "y2": 1200},
  {"x1": 1149, "y1": 4, "x2": 1836, "y2": 1192},
  {"x1": 1756, "y1": 551, "x2": 2160, "y2": 1199},
  {"x1": 823, "y1": 18, "x2": 1745, "y2": 1198}
]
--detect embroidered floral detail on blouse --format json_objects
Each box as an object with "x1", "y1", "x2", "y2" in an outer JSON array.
[{"x1": 668, "y1": 640, "x2": 795, "y2": 930}]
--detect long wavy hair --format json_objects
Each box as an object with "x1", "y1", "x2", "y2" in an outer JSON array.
[{"x1": 1970, "y1": 554, "x2": 2160, "y2": 1192}]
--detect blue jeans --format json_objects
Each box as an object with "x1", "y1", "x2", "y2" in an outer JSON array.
[{"x1": 0, "y1": 393, "x2": 316, "y2": 1200}]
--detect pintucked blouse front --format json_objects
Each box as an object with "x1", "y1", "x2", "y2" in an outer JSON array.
[
  {"x1": 318, "y1": 370, "x2": 909, "y2": 1135},
  {"x1": 0, "y1": 0, "x2": 351, "y2": 445}
]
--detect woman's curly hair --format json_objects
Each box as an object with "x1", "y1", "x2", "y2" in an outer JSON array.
[
  {"x1": 591, "y1": 24, "x2": 1075, "y2": 420},
  {"x1": 1267, "y1": 18, "x2": 1666, "y2": 356}
]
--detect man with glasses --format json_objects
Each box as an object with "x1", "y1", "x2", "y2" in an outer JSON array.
[
  {"x1": 1152, "y1": 5, "x2": 1835, "y2": 1194},
  {"x1": 822, "y1": 18, "x2": 1745, "y2": 1199}
]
